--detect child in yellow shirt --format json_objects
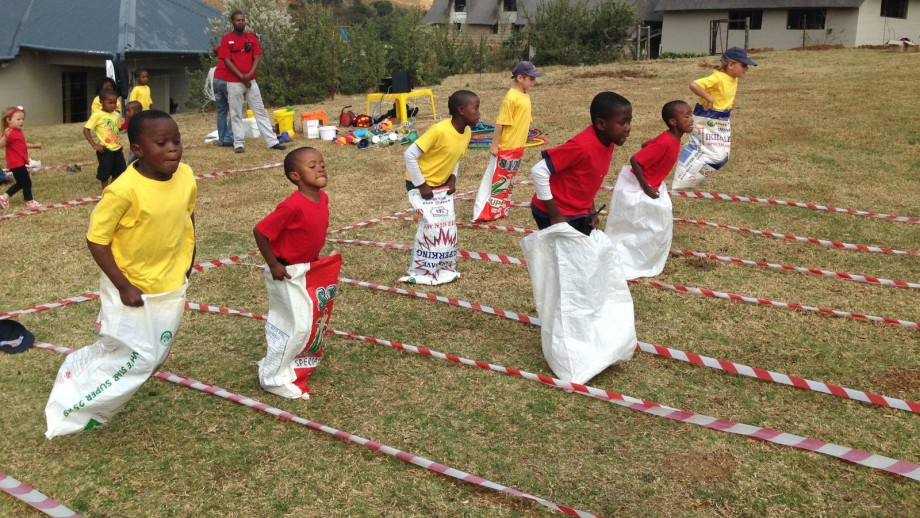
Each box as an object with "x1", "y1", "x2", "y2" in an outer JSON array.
[
  {"x1": 472, "y1": 61, "x2": 543, "y2": 222},
  {"x1": 128, "y1": 69, "x2": 154, "y2": 110},
  {"x1": 83, "y1": 89, "x2": 127, "y2": 189}
]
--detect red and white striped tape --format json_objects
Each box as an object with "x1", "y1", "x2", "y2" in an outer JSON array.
[
  {"x1": 671, "y1": 190, "x2": 920, "y2": 224},
  {"x1": 0, "y1": 471, "x2": 82, "y2": 518},
  {"x1": 0, "y1": 252, "x2": 255, "y2": 320},
  {"x1": 175, "y1": 302, "x2": 920, "y2": 481},
  {"x1": 327, "y1": 237, "x2": 920, "y2": 329},
  {"x1": 336, "y1": 276, "x2": 920, "y2": 413},
  {"x1": 33, "y1": 342, "x2": 598, "y2": 517},
  {"x1": 634, "y1": 280, "x2": 919, "y2": 330},
  {"x1": 1, "y1": 163, "x2": 283, "y2": 222},
  {"x1": 329, "y1": 208, "x2": 416, "y2": 234},
  {"x1": 512, "y1": 180, "x2": 920, "y2": 224},
  {"x1": 674, "y1": 218, "x2": 920, "y2": 257}
]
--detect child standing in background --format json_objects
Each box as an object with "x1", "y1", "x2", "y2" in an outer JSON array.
[
  {"x1": 91, "y1": 77, "x2": 122, "y2": 114},
  {"x1": 254, "y1": 147, "x2": 341, "y2": 401},
  {"x1": 672, "y1": 47, "x2": 756, "y2": 189},
  {"x1": 471, "y1": 61, "x2": 543, "y2": 222},
  {"x1": 605, "y1": 100, "x2": 693, "y2": 279},
  {"x1": 400, "y1": 90, "x2": 479, "y2": 285},
  {"x1": 84, "y1": 89, "x2": 127, "y2": 189},
  {"x1": 530, "y1": 91, "x2": 632, "y2": 235},
  {"x1": 120, "y1": 101, "x2": 143, "y2": 164},
  {"x1": 0, "y1": 106, "x2": 44, "y2": 210},
  {"x1": 129, "y1": 69, "x2": 154, "y2": 111}
]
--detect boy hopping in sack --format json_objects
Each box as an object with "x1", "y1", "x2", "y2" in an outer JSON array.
[
  {"x1": 530, "y1": 91, "x2": 632, "y2": 234},
  {"x1": 46, "y1": 110, "x2": 197, "y2": 438},
  {"x1": 522, "y1": 92, "x2": 637, "y2": 384},
  {"x1": 605, "y1": 100, "x2": 693, "y2": 280},
  {"x1": 673, "y1": 46, "x2": 756, "y2": 189},
  {"x1": 400, "y1": 90, "x2": 479, "y2": 285},
  {"x1": 471, "y1": 61, "x2": 542, "y2": 222},
  {"x1": 254, "y1": 147, "x2": 342, "y2": 400}
]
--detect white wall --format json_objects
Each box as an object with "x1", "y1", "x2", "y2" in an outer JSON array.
[
  {"x1": 660, "y1": 8, "x2": 862, "y2": 54},
  {"x1": 0, "y1": 53, "x2": 64, "y2": 127},
  {"x1": 855, "y1": 0, "x2": 920, "y2": 45}
]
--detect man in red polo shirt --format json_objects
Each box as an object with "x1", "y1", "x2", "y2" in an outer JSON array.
[{"x1": 215, "y1": 10, "x2": 286, "y2": 153}]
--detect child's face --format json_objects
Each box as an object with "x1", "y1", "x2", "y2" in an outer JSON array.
[
  {"x1": 458, "y1": 96, "x2": 481, "y2": 128},
  {"x1": 6, "y1": 111, "x2": 25, "y2": 130},
  {"x1": 137, "y1": 72, "x2": 150, "y2": 85},
  {"x1": 132, "y1": 118, "x2": 183, "y2": 179},
  {"x1": 672, "y1": 104, "x2": 694, "y2": 134},
  {"x1": 596, "y1": 105, "x2": 632, "y2": 147},
  {"x1": 289, "y1": 149, "x2": 327, "y2": 191},
  {"x1": 515, "y1": 74, "x2": 537, "y2": 92},
  {"x1": 725, "y1": 60, "x2": 749, "y2": 79},
  {"x1": 125, "y1": 106, "x2": 141, "y2": 119},
  {"x1": 101, "y1": 96, "x2": 118, "y2": 113}
]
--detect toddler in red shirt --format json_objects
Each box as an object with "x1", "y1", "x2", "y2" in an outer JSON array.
[
  {"x1": 604, "y1": 100, "x2": 694, "y2": 279},
  {"x1": 0, "y1": 106, "x2": 44, "y2": 210},
  {"x1": 530, "y1": 92, "x2": 632, "y2": 235},
  {"x1": 254, "y1": 147, "x2": 341, "y2": 400}
]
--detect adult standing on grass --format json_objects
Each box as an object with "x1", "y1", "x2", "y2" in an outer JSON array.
[{"x1": 216, "y1": 10, "x2": 286, "y2": 154}]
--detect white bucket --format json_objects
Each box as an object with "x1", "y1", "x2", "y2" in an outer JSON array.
[
  {"x1": 319, "y1": 126, "x2": 337, "y2": 141},
  {"x1": 304, "y1": 119, "x2": 320, "y2": 139},
  {"x1": 242, "y1": 118, "x2": 259, "y2": 139}
]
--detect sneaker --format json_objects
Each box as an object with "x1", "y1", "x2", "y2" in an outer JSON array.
[
  {"x1": 234, "y1": 147, "x2": 244, "y2": 154},
  {"x1": 0, "y1": 196, "x2": 8, "y2": 209},
  {"x1": 270, "y1": 143, "x2": 287, "y2": 150},
  {"x1": 25, "y1": 200, "x2": 43, "y2": 210}
]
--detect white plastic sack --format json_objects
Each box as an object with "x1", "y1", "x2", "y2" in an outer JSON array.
[
  {"x1": 399, "y1": 187, "x2": 460, "y2": 285},
  {"x1": 45, "y1": 277, "x2": 187, "y2": 438},
  {"x1": 521, "y1": 224, "x2": 636, "y2": 384},
  {"x1": 672, "y1": 108, "x2": 731, "y2": 189},
  {"x1": 258, "y1": 254, "x2": 342, "y2": 399},
  {"x1": 604, "y1": 165, "x2": 673, "y2": 280}
]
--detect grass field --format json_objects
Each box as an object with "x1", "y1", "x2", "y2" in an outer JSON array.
[{"x1": 1, "y1": 48, "x2": 918, "y2": 517}]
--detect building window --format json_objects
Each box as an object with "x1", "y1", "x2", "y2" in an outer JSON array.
[
  {"x1": 728, "y1": 10, "x2": 763, "y2": 30},
  {"x1": 454, "y1": 0, "x2": 466, "y2": 12},
  {"x1": 881, "y1": 0, "x2": 908, "y2": 19},
  {"x1": 787, "y1": 8, "x2": 826, "y2": 30},
  {"x1": 503, "y1": 0, "x2": 517, "y2": 11}
]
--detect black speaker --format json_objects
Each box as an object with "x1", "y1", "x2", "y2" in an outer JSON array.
[
  {"x1": 391, "y1": 71, "x2": 412, "y2": 93},
  {"x1": 378, "y1": 76, "x2": 392, "y2": 93}
]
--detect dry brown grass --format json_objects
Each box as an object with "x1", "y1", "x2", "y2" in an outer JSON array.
[{"x1": 1, "y1": 48, "x2": 919, "y2": 516}]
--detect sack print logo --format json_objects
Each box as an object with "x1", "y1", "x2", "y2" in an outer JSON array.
[
  {"x1": 159, "y1": 331, "x2": 173, "y2": 345},
  {"x1": 707, "y1": 120, "x2": 716, "y2": 127},
  {"x1": 316, "y1": 284, "x2": 337, "y2": 311},
  {"x1": 431, "y1": 206, "x2": 448, "y2": 217}
]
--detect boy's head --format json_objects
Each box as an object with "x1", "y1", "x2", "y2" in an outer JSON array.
[
  {"x1": 720, "y1": 47, "x2": 756, "y2": 79},
  {"x1": 590, "y1": 91, "x2": 632, "y2": 147},
  {"x1": 662, "y1": 100, "x2": 693, "y2": 134},
  {"x1": 512, "y1": 61, "x2": 543, "y2": 92},
  {"x1": 95, "y1": 76, "x2": 116, "y2": 94},
  {"x1": 284, "y1": 147, "x2": 327, "y2": 191},
  {"x1": 2, "y1": 106, "x2": 25, "y2": 131},
  {"x1": 128, "y1": 110, "x2": 182, "y2": 178},
  {"x1": 447, "y1": 90, "x2": 480, "y2": 128},
  {"x1": 134, "y1": 69, "x2": 150, "y2": 85},
  {"x1": 99, "y1": 89, "x2": 119, "y2": 113},
  {"x1": 125, "y1": 101, "x2": 143, "y2": 119}
]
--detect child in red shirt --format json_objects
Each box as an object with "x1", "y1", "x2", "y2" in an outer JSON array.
[
  {"x1": 0, "y1": 106, "x2": 44, "y2": 210},
  {"x1": 604, "y1": 100, "x2": 694, "y2": 279},
  {"x1": 254, "y1": 147, "x2": 338, "y2": 401},
  {"x1": 530, "y1": 92, "x2": 631, "y2": 235},
  {"x1": 254, "y1": 147, "x2": 329, "y2": 276}
]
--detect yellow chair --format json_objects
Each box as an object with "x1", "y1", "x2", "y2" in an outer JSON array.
[{"x1": 366, "y1": 89, "x2": 436, "y2": 123}]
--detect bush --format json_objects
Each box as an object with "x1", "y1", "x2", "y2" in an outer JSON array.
[{"x1": 527, "y1": 0, "x2": 639, "y2": 66}]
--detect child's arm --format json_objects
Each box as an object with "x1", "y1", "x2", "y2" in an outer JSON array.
[
  {"x1": 531, "y1": 158, "x2": 566, "y2": 225},
  {"x1": 488, "y1": 125, "x2": 505, "y2": 156},
  {"x1": 87, "y1": 240, "x2": 144, "y2": 307},
  {"x1": 26, "y1": 141, "x2": 43, "y2": 150},
  {"x1": 0, "y1": 128, "x2": 8, "y2": 147},
  {"x1": 83, "y1": 128, "x2": 104, "y2": 153},
  {"x1": 254, "y1": 227, "x2": 290, "y2": 280},
  {"x1": 629, "y1": 156, "x2": 660, "y2": 199},
  {"x1": 690, "y1": 81, "x2": 713, "y2": 111},
  {"x1": 404, "y1": 143, "x2": 433, "y2": 199}
]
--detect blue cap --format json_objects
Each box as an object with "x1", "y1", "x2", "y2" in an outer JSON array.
[
  {"x1": 512, "y1": 61, "x2": 544, "y2": 78},
  {"x1": 722, "y1": 47, "x2": 757, "y2": 66},
  {"x1": 0, "y1": 320, "x2": 34, "y2": 354}
]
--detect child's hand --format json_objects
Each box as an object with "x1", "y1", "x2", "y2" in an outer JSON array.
[
  {"x1": 35, "y1": 143, "x2": 43, "y2": 150},
  {"x1": 488, "y1": 142, "x2": 499, "y2": 156},
  {"x1": 269, "y1": 262, "x2": 291, "y2": 281},
  {"x1": 643, "y1": 185, "x2": 660, "y2": 199},
  {"x1": 446, "y1": 176, "x2": 456, "y2": 195},
  {"x1": 92, "y1": 143, "x2": 105, "y2": 153},
  {"x1": 418, "y1": 183, "x2": 434, "y2": 200},
  {"x1": 118, "y1": 284, "x2": 144, "y2": 307},
  {"x1": 2, "y1": 128, "x2": 10, "y2": 138}
]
